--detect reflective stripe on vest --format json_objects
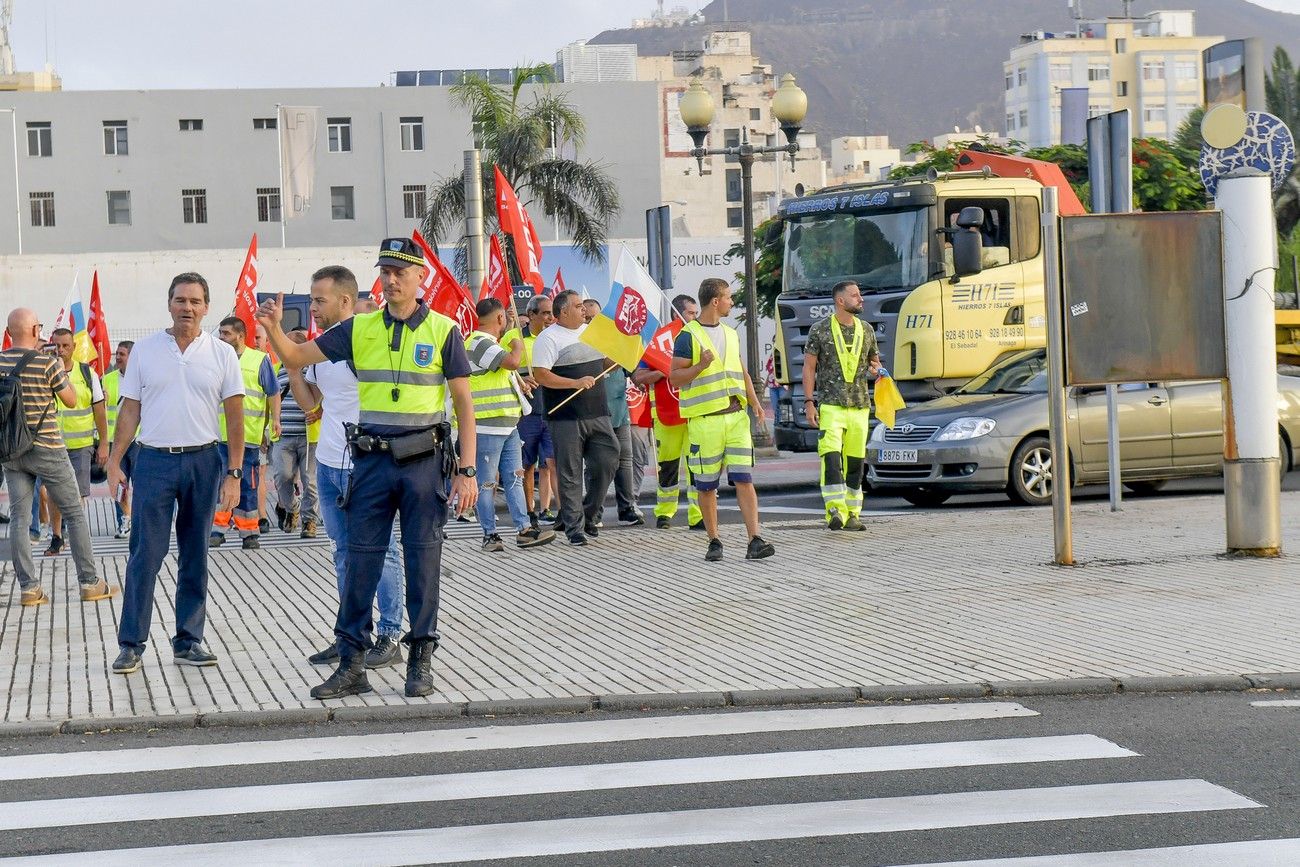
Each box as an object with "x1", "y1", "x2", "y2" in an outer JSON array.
[
  {"x1": 677, "y1": 321, "x2": 747, "y2": 419},
  {"x1": 220, "y1": 348, "x2": 270, "y2": 446},
  {"x1": 102, "y1": 368, "x2": 121, "y2": 440},
  {"x1": 58, "y1": 362, "x2": 96, "y2": 450},
  {"x1": 352, "y1": 308, "x2": 453, "y2": 429},
  {"x1": 466, "y1": 331, "x2": 521, "y2": 426}
]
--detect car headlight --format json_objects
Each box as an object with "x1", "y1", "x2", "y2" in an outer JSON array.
[
  {"x1": 935, "y1": 417, "x2": 996, "y2": 441},
  {"x1": 869, "y1": 423, "x2": 885, "y2": 443}
]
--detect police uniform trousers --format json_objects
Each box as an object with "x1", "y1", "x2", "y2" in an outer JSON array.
[{"x1": 336, "y1": 447, "x2": 446, "y2": 653}]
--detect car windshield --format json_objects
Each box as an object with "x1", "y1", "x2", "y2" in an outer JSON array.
[
  {"x1": 783, "y1": 207, "x2": 930, "y2": 294},
  {"x1": 957, "y1": 351, "x2": 1049, "y2": 394}
]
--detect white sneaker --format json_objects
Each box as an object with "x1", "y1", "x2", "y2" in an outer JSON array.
[{"x1": 114, "y1": 516, "x2": 131, "y2": 539}]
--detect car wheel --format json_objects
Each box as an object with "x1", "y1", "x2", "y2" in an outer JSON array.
[
  {"x1": 900, "y1": 487, "x2": 952, "y2": 508},
  {"x1": 1007, "y1": 436, "x2": 1054, "y2": 506},
  {"x1": 1123, "y1": 480, "x2": 1167, "y2": 495}
]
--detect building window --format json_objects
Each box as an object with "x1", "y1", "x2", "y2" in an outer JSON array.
[
  {"x1": 1142, "y1": 62, "x2": 1166, "y2": 81},
  {"x1": 26, "y1": 121, "x2": 51, "y2": 157},
  {"x1": 724, "y1": 169, "x2": 742, "y2": 203},
  {"x1": 1144, "y1": 105, "x2": 1167, "y2": 124},
  {"x1": 331, "y1": 185, "x2": 354, "y2": 220},
  {"x1": 402, "y1": 183, "x2": 426, "y2": 219},
  {"x1": 1117, "y1": 81, "x2": 1129, "y2": 97},
  {"x1": 327, "y1": 117, "x2": 352, "y2": 153},
  {"x1": 726, "y1": 207, "x2": 743, "y2": 229},
  {"x1": 1006, "y1": 113, "x2": 1016, "y2": 131},
  {"x1": 182, "y1": 188, "x2": 207, "y2": 224},
  {"x1": 28, "y1": 191, "x2": 54, "y2": 227},
  {"x1": 1089, "y1": 103, "x2": 1106, "y2": 118},
  {"x1": 1087, "y1": 64, "x2": 1110, "y2": 82},
  {"x1": 1018, "y1": 109, "x2": 1029, "y2": 128},
  {"x1": 1175, "y1": 60, "x2": 1198, "y2": 80},
  {"x1": 1005, "y1": 72, "x2": 1014, "y2": 91},
  {"x1": 256, "y1": 186, "x2": 281, "y2": 222},
  {"x1": 1017, "y1": 67, "x2": 1027, "y2": 86},
  {"x1": 1114, "y1": 38, "x2": 1127, "y2": 53},
  {"x1": 178, "y1": 118, "x2": 203, "y2": 131},
  {"x1": 1050, "y1": 63, "x2": 1072, "y2": 83},
  {"x1": 253, "y1": 117, "x2": 277, "y2": 130},
  {"x1": 106, "y1": 190, "x2": 131, "y2": 225},
  {"x1": 723, "y1": 127, "x2": 739, "y2": 164},
  {"x1": 103, "y1": 121, "x2": 128, "y2": 156},
  {"x1": 749, "y1": 107, "x2": 761, "y2": 121},
  {"x1": 399, "y1": 116, "x2": 424, "y2": 152}
]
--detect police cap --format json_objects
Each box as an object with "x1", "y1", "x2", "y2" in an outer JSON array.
[{"x1": 375, "y1": 238, "x2": 426, "y2": 269}]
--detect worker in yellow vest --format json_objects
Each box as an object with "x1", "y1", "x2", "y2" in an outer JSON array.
[
  {"x1": 669, "y1": 278, "x2": 775, "y2": 563},
  {"x1": 467, "y1": 297, "x2": 556, "y2": 552},
  {"x1": 46, "y1": 327, "x2": 108, "y2": 557},
  {"x1": 101, "y1": 339, "x2": 137, "y2": 539},
  {"x1": 211, "y1": 316, "x2": 279, "y2": 550},
  {"x1": 802, "y1": 280, "x2": 881, "y2": 531},
  {"x1": 506, "y1": 294, "x2": 558, "y2": 526}
]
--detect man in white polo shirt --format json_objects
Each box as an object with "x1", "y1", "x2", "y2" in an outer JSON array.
[
  {"x1": 288, "y1": 265, "x2": 406, "y2": 669},
  {"x1": 105, "y1": 272, "x2": 246, "y2": 675}
]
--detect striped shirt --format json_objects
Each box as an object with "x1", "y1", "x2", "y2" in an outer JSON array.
[
  {"x1": 276, "y1": 368, "x2": 307, "y2": 438},
  {"x1": 0, "y1": 348, "x2": 69, "y2": 450}
]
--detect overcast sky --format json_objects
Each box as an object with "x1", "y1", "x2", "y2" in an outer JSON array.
[{"x1": 9, "y1": 0, "x2": 1298, "y2": 90}]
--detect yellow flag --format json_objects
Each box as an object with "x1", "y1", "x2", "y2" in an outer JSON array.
[{"x1": 874, "y1": 375, "x2": 907, "y2": 428}]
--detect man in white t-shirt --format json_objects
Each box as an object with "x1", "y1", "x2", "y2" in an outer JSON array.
[
  {"x1": 105, "y1": 273, "x2": 246, "y2": 675},
  {"x1": 287, "y1": 265, "x2": 406, "y2": 670}
]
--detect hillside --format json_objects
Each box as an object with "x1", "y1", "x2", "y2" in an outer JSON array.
[{"x1": 590, "y1": 0, "x2": 1300, "y2": 149}]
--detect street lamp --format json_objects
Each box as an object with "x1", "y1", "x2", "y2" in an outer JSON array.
[{"x1": 680, "y1": 73, "x2": 807, "y2": 448}]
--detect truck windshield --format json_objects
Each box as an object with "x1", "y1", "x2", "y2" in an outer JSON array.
[
  {"x1": 957, "y1": 351, "x2": 1048, "y2": 395},
  {"x1": 784, "y1": 207, "x2": 930, "y2": 294}
]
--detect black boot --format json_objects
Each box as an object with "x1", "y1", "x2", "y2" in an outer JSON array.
[
  {"x1": 310, "y1": 651, "x2": 372, "y2": 700},
  {"x1": 405, "y1": 639, "x2": 437, "y2": 697}
]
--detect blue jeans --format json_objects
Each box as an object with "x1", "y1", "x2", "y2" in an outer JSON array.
[
  {"x1": 317, "y1": 463, "x2": 404, "y2": 638},
  {"x1": 475, "y1": 430, "x2": 530, "y2": 535}
]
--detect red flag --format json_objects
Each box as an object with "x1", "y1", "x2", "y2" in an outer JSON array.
[
  {"x1": 430, "y1": 276, "x2": 479, "y2": 336},
  {"x1": 86, "y1": 271, "x2": 111, "y2": 375},
  {"x1": 368, "y1": 276, "x2": 385, "y2": 307},
  {"x1": 1, "y1": 329, "x2": 10, "y2": 350},
  {"x1": 232, "y1": 234, "x2": 260, "y2": 339},
  {"x1": 640, "y1": 319, "x2": 684, "y2": 376},
  {"x1": 493, "y1": 166, "x2": 546, "y2": 294},
  {"x1": 481, "y1": 234, "x2": 512, "y2": 304},
  {"x1": 627, "y1": 380, "x2": 652, "y2": 428},
  {"x1": 548, "y1": 267, "x2": 566, "y2": 299},
  {"x1": 410, "y1": 228, "x2": 462, "y2": 302}
]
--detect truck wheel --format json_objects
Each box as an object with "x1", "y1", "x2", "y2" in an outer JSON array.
[
  {"x1": 1007, "y1": 436, "x2": 1054, "y2": 506},
  {"x1": 900, "y1": 487, "x2": 952, "y2": 507}
]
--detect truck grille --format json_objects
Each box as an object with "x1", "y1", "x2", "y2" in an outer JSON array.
[{"x1": 881, "y1": 425, "x2": 938, "y2": 444}]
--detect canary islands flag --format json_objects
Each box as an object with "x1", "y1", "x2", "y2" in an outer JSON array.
[
  {"x1": 52, "y1": 274, "x2": 97, "y2": 366},
  {"x1": 579, "y1": 245, "x2": 668, "y2": 371}
]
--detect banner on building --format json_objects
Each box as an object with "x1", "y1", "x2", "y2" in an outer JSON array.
[{"x1": 278, "y1": 106, "x2": 320, "y2": 219}]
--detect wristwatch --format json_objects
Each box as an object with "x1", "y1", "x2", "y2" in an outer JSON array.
[
  {"x1": 456, "y1": 466, "x2": 477, "y2": 478},
  {"x1": 226, "y1": 468, "x2": 243, "y2": 480}
]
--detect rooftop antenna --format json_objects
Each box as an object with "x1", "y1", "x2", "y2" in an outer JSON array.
[{"x1": 1068, "y1": 0, "x2": 1084, "y2": 21}]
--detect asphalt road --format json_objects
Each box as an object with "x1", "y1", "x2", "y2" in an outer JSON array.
[{"x1": 0, "y1": 690, "x2": 1295, "y2": 864}]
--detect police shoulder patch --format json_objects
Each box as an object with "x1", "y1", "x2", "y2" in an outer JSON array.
[{"x1": 413, "y1": 343, "x2": 435, "y2": 368}]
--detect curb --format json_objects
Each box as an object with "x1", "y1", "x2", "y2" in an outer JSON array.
[{"x1": 2, "y1": 674, "x2": 1295, "y2": 739}]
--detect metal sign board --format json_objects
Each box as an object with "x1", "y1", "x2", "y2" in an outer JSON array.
[{"x1": 1060, "y1": 211, "x2": 1226, "y2": 385}]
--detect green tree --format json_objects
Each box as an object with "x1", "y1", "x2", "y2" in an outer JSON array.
[
  {"x1": 1266, "y1": 47, "x2": 1300, "y2": 242},
  {"x1": 1173, "y1": 105, "x2": 1206, "y2": 153},
  {"x1": 725, "y1": 215, "x2": 783, "y2": 319},
  {"x1": 422, "y1": 63, "x2": 620, "y2": 279}
]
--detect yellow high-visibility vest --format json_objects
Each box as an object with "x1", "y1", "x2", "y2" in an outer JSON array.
[
  {"x1": 352, "y1": 308, "x2": 454, "y2": 429},
  {"x1": 220, "y1": 348, "x2": 270, "y2": 446},
  {"x1": 677, "y1": 320, "x2": 747, "y2": 419},
  {"x1": 58, "y1": 361, "x2": 96, "y2": 450}
]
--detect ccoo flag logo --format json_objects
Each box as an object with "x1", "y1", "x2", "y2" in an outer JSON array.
[{"x1": 577, "y1": 245, "x2": 669, "y2": 371}]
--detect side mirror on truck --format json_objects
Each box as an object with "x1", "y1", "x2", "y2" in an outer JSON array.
[{"x1": 951, "y1": 206, "x2": 984, "y2": 279}]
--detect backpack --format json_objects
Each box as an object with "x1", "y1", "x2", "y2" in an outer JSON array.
[{"x1": 0, "y1": 350, "x2": 47, "y2": 463}]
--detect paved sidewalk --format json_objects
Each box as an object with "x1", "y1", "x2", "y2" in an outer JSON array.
[{"x1": 1, "y1": 489, "x2": 1297, "y2": 731}]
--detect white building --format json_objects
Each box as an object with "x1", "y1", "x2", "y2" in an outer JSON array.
[{"x1": 828, "y1": 136, "x2": 901, "y2": 183}]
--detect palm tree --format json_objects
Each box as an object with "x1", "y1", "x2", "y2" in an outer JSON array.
[{"x1": 423, "y1": 63, "x2": 621, "y2": 280}]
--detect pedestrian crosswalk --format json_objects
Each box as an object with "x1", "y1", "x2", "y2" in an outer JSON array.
[{"x1": 0, "y1": 701, "x2": 1291, "y2": 865}]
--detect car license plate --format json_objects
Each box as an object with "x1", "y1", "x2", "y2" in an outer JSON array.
[{"x1": 879, "y1": 449, "x2": 918, "y2": 463}]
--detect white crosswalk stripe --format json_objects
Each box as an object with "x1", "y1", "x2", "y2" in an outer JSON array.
[
  {"x1": 911, "y1": 838, "x2": 1300, "y2": 865},
  {"x1": 0, "y1": 702, "x2": 1288, "y2": 866}
]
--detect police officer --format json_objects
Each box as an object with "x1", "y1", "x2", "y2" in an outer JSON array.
[
  {"x1": 258, "y1": 238, "x2": 478, "y2": 700},
  {"x1": 803, "y1": 280, "x2": 881, "y2": 531},
  {"x1": 670, "y1": 278, "x2": 775, "y2": 562}
]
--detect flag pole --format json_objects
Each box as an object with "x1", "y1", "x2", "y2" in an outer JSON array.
[
  {"x1": 275, "y1": 103, "x2": 287, "y2": 249},
  {"x1": 546, "y1": 362, "x2": 620, "y2": 415}
]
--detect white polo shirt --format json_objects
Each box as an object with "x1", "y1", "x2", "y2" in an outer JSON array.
[
  {"x1": 120, "y1": 328, "x2": 244, "y2": 448},
  {"x1": 304, "y1": 321, "x2": 360, "y2": 470}
]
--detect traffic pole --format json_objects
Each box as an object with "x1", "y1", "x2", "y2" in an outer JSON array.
[
  {"x1": 1041, "y1": 187, "x2": 1073, "y2": 566},
  {"x1": 1219, "y1": 171, "x2": 1282, "y2": 556}
]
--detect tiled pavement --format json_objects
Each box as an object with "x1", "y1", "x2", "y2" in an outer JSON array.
[{"x1": 1, "y1": 489, "x2": 1298, "y2": 727}]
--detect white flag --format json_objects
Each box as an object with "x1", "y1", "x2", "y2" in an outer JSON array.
[{"x1": 278, "y1": 106, "x2": 319, "y2": 220}]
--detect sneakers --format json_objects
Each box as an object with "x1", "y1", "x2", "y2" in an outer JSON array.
[
  {"x1": 258, "y1": 517, "x2": 272, "y2": 534},
  {"x1": 843, "y1": 515, "x2": 866, "y2": 532},
  {"x1": 79, "y1": 579, "x2": 119, "y2": 602},
  {"x1": 283, "y1": 511, "x2": 299, "y2": 533},
  {"x1": 241, "y1": 536, "x2": 261, "y2": 550},
  {"x1": 174, "y1": 642, "x2": 219, "y2": 667},
  {"x1": 688, "y1": 521, "x2": 706, "y2": 532},
  {"x1": 539, "y1": 509, "x2": 558, "y2": 523},
  {"x1": 567, "y1": 532, "x2": 588, "y2": 547},
  {"x1": 208, "y1": 533, "x2": 225, "y2": 548},
  {"x1": 308, "y1": 640, "x2": 341, "y2": 665},
  {"x1": 365, "y1": 634, "x2": 403, "y2": 669},
  {"x1": 114, "y1": 516, "x2": 132, "y2": 539},
  {"x1": 583, "y1": 521, "x2": 600, "y2": 538},
  {"x1": 28, "y1": 527, "x2": 40, "y2": 542},
  {"x1": 300, "y1": 519, "x2": 317, "y2": 539},
  {"x1": 827, "y1": 513, "x2": 845, "y2": 531},
  {"x1": 311, "y1": 653, "x2": 371, "y2": 700},
  {"x1": 745, "y1": 535, "x2": 776, "y2": 560},
  {"x1": 528, "y1": 510, "x2": 540, "y2": 529},
  {"x1": 705, "y1": 538, "x2": 724, "y2": 562},
  {"x1": 655, "y1": 516, "x2": 671, "y2": 530},
  {"x1": 43, "y1": 535, "x2": 63, "y2": 556},
  {"x1": 618, "y1": 510, "x2": 646, "y2": 527},
  {"x1": 112, "y1": 648, "x2": 142, "y2": 674},
  {"x1": 20, "y1": 586, "x2": 49, "y2": 606},
  {"x1": 481, "y1": 533, "x2": 505, "y2": 553},
  {"x1": 516, "y1": 527, "x2": 556, "y2": 548}
]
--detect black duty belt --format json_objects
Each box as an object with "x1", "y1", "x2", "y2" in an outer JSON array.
[
  {"x1": 139, "y1": 442, "x2": 217, "y2": 454},
  {"x1": 349, "y1": 424, "x2": 449, "y2": 465}
]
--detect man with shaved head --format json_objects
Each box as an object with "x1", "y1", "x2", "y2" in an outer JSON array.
[{"x1": 1, "y1": 308, "x2": 114, "y2": 606}]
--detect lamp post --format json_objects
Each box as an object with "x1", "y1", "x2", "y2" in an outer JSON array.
[{"x1": 679, "y1": 73, "x2": 807, "y2": 448}]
